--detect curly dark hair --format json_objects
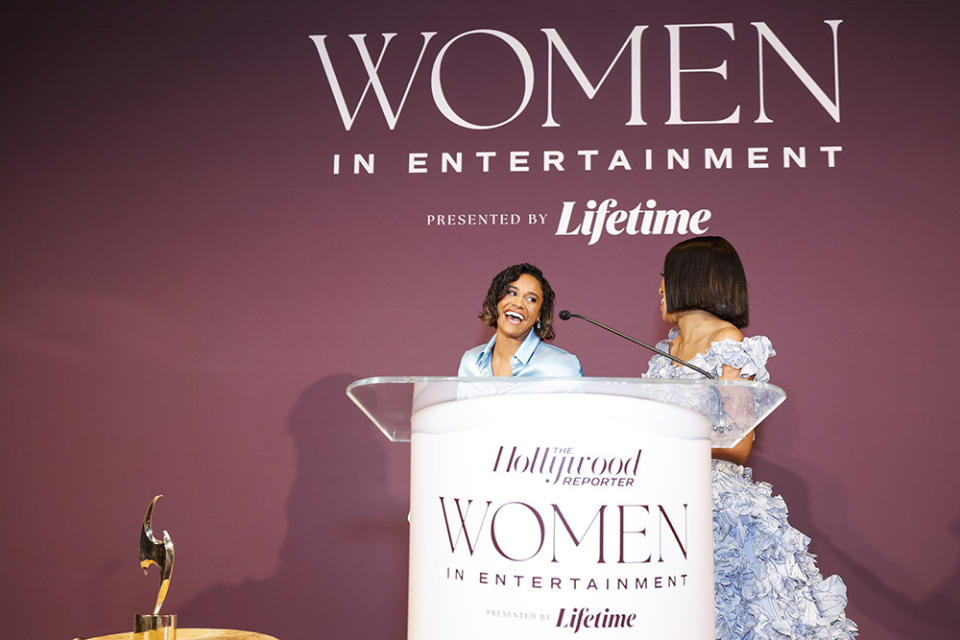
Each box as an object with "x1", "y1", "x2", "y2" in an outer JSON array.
[
  {"x1": 663, "y1": 236, "x2": 749, "y2": 328},
  {"x1": 478, "y1": 263, "x2": 557, "y2": 340}
]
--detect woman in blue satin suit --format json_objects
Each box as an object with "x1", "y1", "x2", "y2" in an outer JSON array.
[{"x1": 458, "y1": 263, "x2": 582, "y2": 377}]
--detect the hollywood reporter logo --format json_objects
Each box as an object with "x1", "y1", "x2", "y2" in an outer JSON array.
[
  {"x1": 438, "y1": 446, "x2": 689, "y2": 565},
  {"x1": 493, "y1": 445, "x2": 642, "y2": 487}
]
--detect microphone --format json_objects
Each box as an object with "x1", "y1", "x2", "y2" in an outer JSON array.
[{"x1": 558, "y1": 310, "x2": 716, "y2": 379}]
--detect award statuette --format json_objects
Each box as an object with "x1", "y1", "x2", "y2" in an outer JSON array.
[{"x1": 135, "y1": 495, "x2": 176, "y2": 640}]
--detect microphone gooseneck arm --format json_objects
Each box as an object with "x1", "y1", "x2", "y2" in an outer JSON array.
[{"x1": 559, "y1": 310, "x2": 716, "y2": 379}]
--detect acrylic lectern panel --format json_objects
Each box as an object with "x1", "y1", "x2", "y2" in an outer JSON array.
[{"x1": 346, "y1": 377, "x2": 785, "y2": 447}]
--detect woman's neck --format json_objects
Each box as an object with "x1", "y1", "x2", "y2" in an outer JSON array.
[
  {"x1": 670, "y1": 309, "x2": 740, "y2": 362},
  {"x1": 675, "y1": 309, "x2": 723, "y2": 339},
  {"x1": 494, "y1": 330, "x2": 527, "y2": 358},
  {"x1": 491, "y1": 329, "x2": 531, "y2": 376}
]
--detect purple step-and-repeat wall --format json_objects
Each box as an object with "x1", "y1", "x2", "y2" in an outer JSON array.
[{"x1": 2, "y1": 1, "x2": 958, "y2": 638}]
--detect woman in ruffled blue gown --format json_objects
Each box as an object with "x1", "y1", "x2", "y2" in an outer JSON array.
[{"x1": 644, "y1": 236, "x2": 858, "y2": 640}]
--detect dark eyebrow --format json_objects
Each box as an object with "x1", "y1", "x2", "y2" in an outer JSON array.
[{"x1": 507, "y1": 284, "x2": 539, "y2": 299}]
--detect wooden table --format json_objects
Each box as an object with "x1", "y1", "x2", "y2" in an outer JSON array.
[{"x1": 78, "y1": 629, "x2": 278, "y2": 640}]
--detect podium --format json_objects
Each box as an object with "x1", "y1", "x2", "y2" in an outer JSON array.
[{"x1": 348, "y1": 377, "x2": 785, "y2": 640}]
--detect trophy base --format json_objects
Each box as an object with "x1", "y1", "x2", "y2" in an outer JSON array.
[{"x1": 134, "y1": 614, "x2": 176, "y2": 640}]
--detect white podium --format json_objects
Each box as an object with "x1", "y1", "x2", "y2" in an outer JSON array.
[{"x1": 348, "y1": 378, "x2": 785, "y2": 640}]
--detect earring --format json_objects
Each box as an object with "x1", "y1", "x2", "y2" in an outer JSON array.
[{"x1": 536, "y1": 320, "x2": 541, "y2": 331}]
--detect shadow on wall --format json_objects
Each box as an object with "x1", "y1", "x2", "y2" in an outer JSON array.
[
  {"x1": 179, "y1": 374, "x2": 409, "y2": 639},
  {"x1": 750, "y1": 452, "x2": 960, "y2": 640}
]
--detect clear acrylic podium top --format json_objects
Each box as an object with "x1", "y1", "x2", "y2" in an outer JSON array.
[{"x1": 347, "y1": 377, "x2": 786, "y2": 447}]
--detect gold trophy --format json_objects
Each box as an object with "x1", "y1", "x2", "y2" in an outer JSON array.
[
  {"x1": 135, "y1": 495, "x2": 176, "y2": 640},
  {"x1": 71, "y1": 496, "x2": 278, "y2": 640}
]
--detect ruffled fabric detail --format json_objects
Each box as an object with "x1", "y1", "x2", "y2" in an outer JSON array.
[
  {"x1": 643, "y1": 332, "x2": 856, "y2": 638},
  {"x1": 712, "y1": 460, "x2": 858, "y2": 639},
  {"x1": 644, "y1": 328, "x2": 776, "y2": 382}
]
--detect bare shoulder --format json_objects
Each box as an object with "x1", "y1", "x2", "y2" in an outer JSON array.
[{"x1": 710, "y1": 322, "x2": 744, "y2": 344}]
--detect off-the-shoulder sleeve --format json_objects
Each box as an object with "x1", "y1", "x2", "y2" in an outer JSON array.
[
  {"x1": 642, "y1": 329, "x2": 679, "y2": 379},
  {"x1": 642, "y1": 340, "x2": 669, "y2": 378},
  {"x1": 704, "y1": 336, "x2": 775, "y2": 382}
]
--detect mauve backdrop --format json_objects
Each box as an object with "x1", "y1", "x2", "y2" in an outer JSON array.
[{"x1": 1, "y1": 1, "x2": 958, "y2": 638}]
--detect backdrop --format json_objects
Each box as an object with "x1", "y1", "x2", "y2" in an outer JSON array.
[{"x1": 2, "y1": 1, "x2": 958, "y2": 639}]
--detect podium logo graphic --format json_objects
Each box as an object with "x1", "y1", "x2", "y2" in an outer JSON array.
[
  {"x1": 492, "y1": 445, "x2": 642, "y2": 486},
  {"x1": 556, "y1": 607, "x2": 638, "y2": 633},
  {"x1": 437, "y1": 497, "x2": 689, "y2": 564}
]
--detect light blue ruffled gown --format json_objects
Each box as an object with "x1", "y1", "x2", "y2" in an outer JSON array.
[{"x1": 645, "y1": 329, "x2": 858, "y2": 640}]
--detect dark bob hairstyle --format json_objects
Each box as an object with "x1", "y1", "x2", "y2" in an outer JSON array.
[
  {"x1": 663, "y1": 236, "x2": 749, "y2": 328},
  {"x1": 479, "y1": 263, "x2": 557, "y2": 340}
]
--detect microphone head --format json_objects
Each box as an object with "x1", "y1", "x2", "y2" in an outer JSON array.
[{"x1": 558, "y1": 310, "x2": 571, "y2": 321}]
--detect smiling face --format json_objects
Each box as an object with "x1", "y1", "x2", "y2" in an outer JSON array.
[{"x1": 496, "y1": 273, "x2": 544, "y2": 341}]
